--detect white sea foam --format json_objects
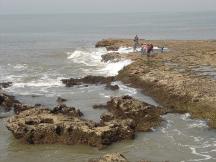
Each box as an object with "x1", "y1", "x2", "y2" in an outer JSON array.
[
  {"x1": 189, "y1": 147, "x2": 212, "y2": 161},
  {"x1": 13, "y1": 64, "x2": 28, "y2": 71},
  {"x1": 180, "y1": 113, "x2": 191, "y2": 120},
  {"x1": 67, "y1": 48, "x2": 107, "y2": 66},
  {"x1": 67, "y1": 47, "x2": 133, "y2": 76},
  {"x1": 97, "y1": 59, "x2": 133, "y2": 76},
  {"x1": 117, "y1": 82, "x2": 137, "y2": 95},
  {"x1": 12, "y1": 77, "x2": 64, "y2": 88}
]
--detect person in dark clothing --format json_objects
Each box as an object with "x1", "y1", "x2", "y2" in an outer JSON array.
[{"x1": 133, "y1": 35, "x2": 139, "y2": 52}]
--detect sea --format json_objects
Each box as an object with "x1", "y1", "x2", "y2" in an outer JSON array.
[{"x1": 0, "y1": 12, "x2": 216, "y2": 162}]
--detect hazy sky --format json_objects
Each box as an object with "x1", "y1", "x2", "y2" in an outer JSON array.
[{"x1": 0, "y1": 0, "x2": 216, "y2": 14}]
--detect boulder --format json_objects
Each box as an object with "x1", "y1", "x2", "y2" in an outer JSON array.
[{"x1": 0, "y1": 82, "x2": 12, "y2": 89}]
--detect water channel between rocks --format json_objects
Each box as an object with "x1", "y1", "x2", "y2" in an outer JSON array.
[{"x1": 1, "y1": 46, "x2": 216, "y2": 161}]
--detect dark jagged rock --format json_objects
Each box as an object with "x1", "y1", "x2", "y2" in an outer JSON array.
[
  {"x1": 105, "y1": 83, "x2": 119, "y2": 91},
  {"x1": 61, "y1": 75, "x2": 115, "y2": 87},
  {"x1": 13, "y1": 103, "x2": 35, "y2": 115},
  {"x1": 0, "y1": 92, "x2": 19, "y2": 112},
  {"x1": 88, "y1": 153, "x2": 129, "y2": 162},
  {"x1": 0, "y1": 82, "x2": 12, "y2": 89},
  {"x1": 93, "y1": 104, "x2": 108, "y2": 109},
  {"x1": 56, "y1": 97, "x2": 67, "y2": 103},
  {"x1": 101, "y1": 52, "x2": 121, "y2": 63}
]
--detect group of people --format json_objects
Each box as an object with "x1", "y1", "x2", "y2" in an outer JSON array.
[{"x1": 133, "y1": 35, "x2": 164, "y2": 57}]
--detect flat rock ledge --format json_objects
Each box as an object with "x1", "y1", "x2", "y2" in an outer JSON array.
[
  {"x1": 95, "y1": 39, "x2": 125, "y2": 51},
  {"x1": 61, "y1": 75, "x2": 115, "y2": 87},
  {"x1": 7, "y1": 96, "x2": 165, "y2": 148}
]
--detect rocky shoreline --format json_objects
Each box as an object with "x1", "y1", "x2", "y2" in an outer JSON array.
[
  {"x1": 96, "y1": 39, "x2": 216, "y2": 128},
  {"x1": 1, "y1": 38, "x2": 216, "y2": 161}
]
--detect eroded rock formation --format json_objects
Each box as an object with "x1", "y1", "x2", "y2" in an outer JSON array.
[
  {"x1": 101, "y1": 96, "x2": 165, "y2": 131},
  {"x1": 7, "y1": 96, "x2": 165, "y2": 148},
  {"x1": 7, "y1": 104, "x2": 134, "y2": 148}
]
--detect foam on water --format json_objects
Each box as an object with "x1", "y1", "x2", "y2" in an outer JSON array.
[
  {"x1": 67, "y1": 48, "x2": 107, "y2": 66},
  {"x1": 157, "y1": 114, "x2": 216, "y2": 162}
]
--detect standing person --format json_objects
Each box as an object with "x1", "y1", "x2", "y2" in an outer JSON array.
[
  {"x1": 161, "y1": 46, "x2": 164, "y2": 53},
  {"x1": 133, "y1": 35, "x2": 139, "y2": 52}
]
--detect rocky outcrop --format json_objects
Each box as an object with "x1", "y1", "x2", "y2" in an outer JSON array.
[
  {"x1": 7, "y1": 104, "x2": 135, "y2": 148},
  {"x1": 101, "y1": 96, "x2": 166, "y2": 131},
  {"x1": 0, "y1": 92, "x2": 19, "y2": 112},
  {"x1": 0, "y1": 82, "x2": 12, "y2": 89},
  {"x1": 62, "y1": 75, "x2": 115, "y2": 87},
  {"x1": 89, "y1": 153, "x2": 129, "y2": 162},
  {"x1": 95, "y1": 40, "x2": 124, "y2": 51},
  {"x1": 7, "y1": 96, "x2": 164, "y2": 148},
  {"x1": 101, "y1": 52, "x2": 121, "y2": 63}
]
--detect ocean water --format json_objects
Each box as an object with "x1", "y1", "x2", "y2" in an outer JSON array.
[{"x1": 0, "y1": 12, "x2": 216, "y2": 162}]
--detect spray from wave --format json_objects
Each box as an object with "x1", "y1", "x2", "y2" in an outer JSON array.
[{"x1": 67, "y1": 47, "x2": 133, "y2": 76}]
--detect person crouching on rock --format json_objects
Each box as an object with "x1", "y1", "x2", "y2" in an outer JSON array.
[
  {"x1": 146, "y1": 44, "x2": 153, "y2": 57},
  {"x1": 133, "y1": 35, "x2": 139, "y2": 52},
  {"x1": 141, "y1": 43, "x2": 147, "y2": 55}
]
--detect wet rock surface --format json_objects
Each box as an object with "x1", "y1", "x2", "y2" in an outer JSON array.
[{"x1": 61, "y1": 75, "x2": 115, "y2": 87}]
